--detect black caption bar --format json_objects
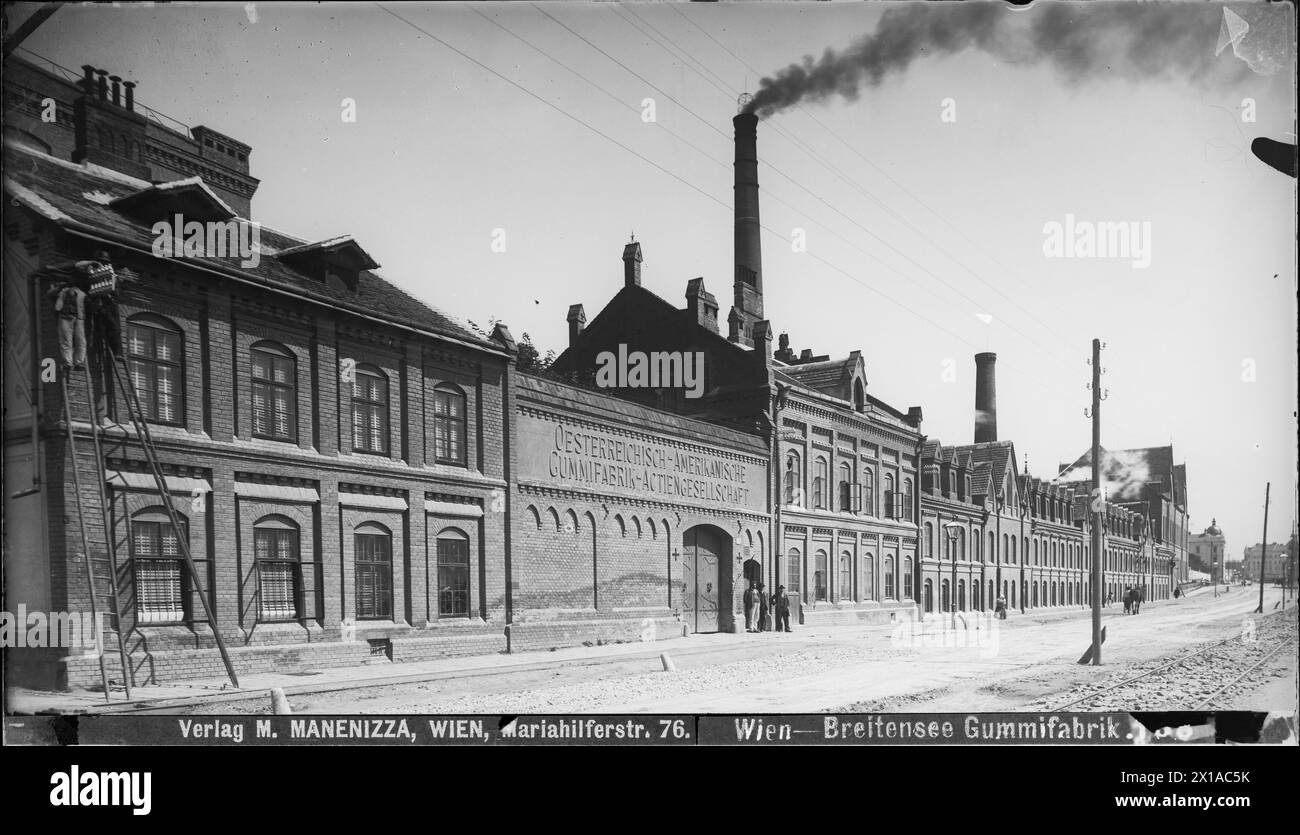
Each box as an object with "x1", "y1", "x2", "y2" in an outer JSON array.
[
  {"x1": 69, "y1": 715, "x2": 696, "y2": 746},
  {"x1": 17, "y1": 711, "x2": 1284, "y2": 746}
]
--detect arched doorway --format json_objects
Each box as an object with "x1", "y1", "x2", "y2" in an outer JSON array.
[
  {"x1": 682, "y1": 525, "x2": 733, "y2": 634},
  {"x1": 742, "y1": 557, "x2": 761, "y2": 589}
]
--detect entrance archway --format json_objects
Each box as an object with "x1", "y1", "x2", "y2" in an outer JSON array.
[{"x1": 682, "y1": 525, "x2": 733, "y2": 634}]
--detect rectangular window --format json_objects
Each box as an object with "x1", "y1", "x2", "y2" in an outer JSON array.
[
  {"x1": 432, "y1": 388, "x2": 467, "y2": 466},
  {"x1": 133, "y1": 520, "x2": 187, "y2": 623},
  {"x1": 437, "y1": 537, "x2": 470, "y2": 617},
  {"x1": 352, "y1": 371, "x2": 389, "y2": 454},
  {"x1": 127, "y1": 323, "x2": 183, "y2": 425},
  {"x1": 355, "y1": 533, "x2": 393, "y2": 620},
  {"x1": 256, "y1": 528, "x2": 300, "y2": 621},
  {"x1": 251, "y1": 349, "x2": 296, "y2": 441},
  {"x1": 786, "y1": 550, "x2": 801, "y2": 595}
]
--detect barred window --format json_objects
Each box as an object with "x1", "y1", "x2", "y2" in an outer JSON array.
[
  {"x1": 352, "y1": 365, "x2": 389, "y2": 454},
  {"x1": 251, "y1": 342, "x2": 296, "y2": 442},
  {"x1": 255, "y1": 519, "x2": 300, "y2": 621},
  {"x1": 133, "y1": 515, "x2": 188, "y2": 624},
  {"x1": 432, "y1": 384, "x2": 467, "y2": 466},
  {"x1": 127, "y1": 315, "x2": 184, "y2": 425},
  {"x1": 437, "y1": 530, "x2": 470, "y2": 618},
  {"x1": 355, "y1": 525, "x2": 393, "y2": 620},
  {"x1": 786, "y1": 547, "x2": 801, "y2": 595}
]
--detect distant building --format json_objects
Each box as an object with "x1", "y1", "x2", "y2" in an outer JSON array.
[
  {"x1": 1189, "y1": 519, "x2": 1226, "y2": 577},
  {"x1": 1242, "y1": 542, "x2": 1289, "y2": 583}
]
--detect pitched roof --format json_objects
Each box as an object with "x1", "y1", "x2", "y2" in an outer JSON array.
[
  {"x1": 1057, "y1": 445, "x2": 1181, "y2": 504},
  {"x1": 3, "y1": 142, "x2": 502, "y2": 354}
]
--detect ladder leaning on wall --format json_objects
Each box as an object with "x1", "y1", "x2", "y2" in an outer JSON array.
[{"x1": 52, "y1": 260, "x2": 240, "y2": 696}]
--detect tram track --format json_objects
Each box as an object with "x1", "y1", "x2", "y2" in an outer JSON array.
[{"x1": 1044, "y1": 608, "x2": 1297, "y2": 712}]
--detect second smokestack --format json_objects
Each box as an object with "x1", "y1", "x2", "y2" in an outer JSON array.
[
  {"x1": 974, "y1": 352, "x2": 997, "y2": 443},
  {"x1": 731, "y1": 111, "x2": 763, "y2": 346}
]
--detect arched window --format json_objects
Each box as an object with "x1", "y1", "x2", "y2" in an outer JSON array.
[
  {"x1": 784, "y1": 452, "x2": 801, "y2": 505},
  {"x1": 354, "y1": 522, "x2": 392, "y2": 620},
  {"x1": 432, "y1": 383, "x2": 467, "y2": 466},
  {"x1": 989, "y1": 531, "x2": 996, "y2": 563},
  {"x1": 863, "y1": 469, "x2": 875, "y2": 516},
  {"x1": 786, "y1": 547, "x2": 802, "y2": 595},
  {"x1": 902, "y1": 478, "x2": 914, "y2": 521},
  {"x1": 1033, "y1": 539, "x2": 1039, "y2": 565},
  {"x1": 973, "y1": 534, "x2": 981, "y2": 563},
  {"x1": 436, "y1": 529, "x2": 470, "y2": 618},
  {"x1": 1010, "y1": 536, "x2": 1017, "y2": 564},
  {"x1": 884, "y1": 556, "x2": 895, "y2": 600},
  {"x1": 958, "y1": 579, "x2": 966, "y2": 611},
  {"x1": 903, "y1": 557, "x2": 914, "y2": 599},
  {"x1": 352, "y1": 364, "x2": 389, "y2": 454},
  {"x1": 813, "y1": 456, "x2": 828, "y2": 509},
  {"x1": 251, "y1": 341, "x2": 296, "y2": 441},
  {"x1": 941, "y1": 578, "x2": 951, "y2": 612},
  {"x1": 255, "y1": 515, "x2": 300, "y2": 621},
  {"x1": 839, "y1": 552, "x2": 853, "y2": 602},
  {"x1": 883, "y1": 473, "x2": 896, "y2": 519},
  {"x1": 924, "y1": 523, "x2": 934, "y2": 559},
  {"x1": 127, "y1": 314, "x2": 184, "y2": 425},
  {"x1": 528, "y1": 506, "x2": 541, "y2": 530},
  {"x1": 838, "y1": 463, "x2": 853, "y2": 512},
  {"x1": 132, "y1": 508, "x2": 189, "y2": 624},
  {"x1": 814, "y1": 549, "x2": 828, "y2": 602},
  {"x1": 863, "y1": 553, "x2": 875, "y2": 601},
  {"x1": 923, "y1": 579, "x2": 934, "y2": 613}
]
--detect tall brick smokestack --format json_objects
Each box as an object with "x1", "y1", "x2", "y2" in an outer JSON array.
[
  {"x1": 974, "y1": 352, "x2": 997, "y2": 443},
  {"x1": 731, "y1": 112, "x2": 764, "y2": 347}
]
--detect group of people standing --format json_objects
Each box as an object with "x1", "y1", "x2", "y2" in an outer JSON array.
[{"x1": 742, "y1": 581, "x2": 792, "y2": 633}]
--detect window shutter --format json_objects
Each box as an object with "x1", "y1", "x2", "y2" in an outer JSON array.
[{"x1": 852, "y1": 483, "x2": 862, "y2": 513}]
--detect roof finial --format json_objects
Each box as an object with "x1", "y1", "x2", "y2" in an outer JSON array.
[{"x1": 630, "y1": 230, "x2": 635, "y2": 243}]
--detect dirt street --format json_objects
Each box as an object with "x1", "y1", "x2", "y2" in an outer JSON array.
[{"x1": 177, "y1": 584, "x2": 1296, "y2": 715}]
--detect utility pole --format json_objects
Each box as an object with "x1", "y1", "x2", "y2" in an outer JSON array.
[
  {"x1": 1256, "y1": 482, "x2": 1270, "y2": 614},
  {"x1": 1089, "y1": 338, "x2": 1103, "y2": 665}
]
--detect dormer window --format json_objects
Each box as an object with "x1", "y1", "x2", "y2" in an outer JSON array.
[
  {"x1": 275, "y1": 236, "x2": 379, "y2": 291},
  {"x1": 853, "y1": 378, "x2": 865, "y2": 412}
]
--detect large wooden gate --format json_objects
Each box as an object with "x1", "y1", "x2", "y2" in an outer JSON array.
[{"x1": 682, "y1": 526, "x2": 727, "y2": 633}]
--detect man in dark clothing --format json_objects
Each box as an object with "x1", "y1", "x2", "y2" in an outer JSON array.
[
  {"x1": 742, "y1": 581, "x2": 756, "y2": 632},
  {"x1": 1123, "y1": 586, "x2": 1133, "y2": 614},
  {"x1": 756, "y1": 583, "x2": 770, "y2": 632},
  {"x1": 772, "y1": 585, "x2": 792, "y2": 632}
]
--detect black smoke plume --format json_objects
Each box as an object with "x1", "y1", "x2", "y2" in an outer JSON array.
[{"x1": 745, "y1": 3, "x2": 1268, "y2": 118}]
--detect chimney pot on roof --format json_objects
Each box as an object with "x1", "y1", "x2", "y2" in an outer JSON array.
[
  {"x1": 622, "y1": 241, "x2": 642, "y2": 287},
  {"x1": 123, "y1": 81, "x2": 136, "y2": 111},
  {"x1": 81, "y1": 65, "x2": 96, "y2": 95},
  {"x1": 566, "y1": 304, "x2": 586, "y2": 347},
  {"x1": 95, "y1": 69, "x2": 108, "y2": 100},
  {"x1": 109, "y1": 75, "x2": 122, "y2": 107},
  {"x1": 799, "y1": 348, "x2": 813, "y2": 362}
]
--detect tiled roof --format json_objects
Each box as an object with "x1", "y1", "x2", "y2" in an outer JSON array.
[
  {"x1": 1057, "y1": 445, "x2": 1181, "y2": 503},
  {"x1": 779, "y1": 357, "x2": 854, "y2": 394},
  {"x1": 2, "y1": 142, "x2": 503, "y2": 354}
]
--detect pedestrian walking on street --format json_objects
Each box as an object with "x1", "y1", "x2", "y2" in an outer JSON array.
[
  {"x1": 1123, "y1": 586, "x2": 1133, "y2": 615},
  {"x1": 743, "y1": 581, "x2": 757, "y2": 632},
  {"x1": 995, "y1": 594, "x2": 1007, "y2": 620},
  {"x1": 757, "y1": 582, "x2": 770, "y2": 632},
  {"x1": 1134, "y1": 588, "x2": 1143, "y2": 615},
  {"x1": 773, "y1": 585, "x2": 793, "y2": 632}
]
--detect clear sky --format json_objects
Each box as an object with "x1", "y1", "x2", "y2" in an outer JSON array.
[{"x1": 12, "y1": 1, "x2": 1297, "y2": 555}]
